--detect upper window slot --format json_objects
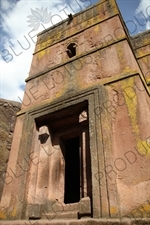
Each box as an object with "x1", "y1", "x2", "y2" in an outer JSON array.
[{"x1": 66, "y1": 43, "x2": 76, "y2": 58}]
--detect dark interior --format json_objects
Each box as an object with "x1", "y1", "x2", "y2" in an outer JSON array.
[
  {"x1": 66, "y1": 43, "x2": 76, "y2": 58},
  {"x1": 64, "y1": 136, "x2": 80, "y2": 204}
]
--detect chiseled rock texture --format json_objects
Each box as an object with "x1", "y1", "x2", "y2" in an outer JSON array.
[
  {"x1": 0, "y1": 0, "x2": 150, "y2": 224},
  {"x1": 0, "y1": 99, "x2": 21, "y2": 199}
]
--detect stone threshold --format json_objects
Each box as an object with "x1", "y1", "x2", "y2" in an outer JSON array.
[{"x1": 1, "y1": 218, "x2": 150, "y2": 225}]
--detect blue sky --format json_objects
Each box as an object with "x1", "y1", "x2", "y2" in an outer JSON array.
[
  {"x1": 0, "y1": 0, "x2": 150, "y2": 101},
  {"x1": 117, "y1": 0, "x2": 150, "y2": 33}
]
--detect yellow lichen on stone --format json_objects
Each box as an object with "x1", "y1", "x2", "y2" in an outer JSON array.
[
  {"x1": 11, "y1": 207, "x2": 16, "y2": 217},
  {"x1": 0, "y1": 210, "x2": 6, "y2": 219},
  {"x1": 116, "y1": 44, "x2": 123, "y2": 61},
  {"x1": 37, "y1": 49, "x2": 47, "y2": 60},
  {"x1": 142, "y1": 204, "x2": 150, "y2": 213},
  {"x1": 55, "y1": 85, "x2": 66, "y2": 99},
  {"x1": 142, "y1": 56, "x2": 149, "y2": 65},
  {"x1": 143, "y1": 37, "x2": 150, "y2": 46},
  {"x1": 136, "y1": 49, "x2": 144, "y2": 58},
  {"x1": 38, "y1": 38, "x2": 52, "y2": 52},
  {"x1": 122, "y1": 66, "x2": 132, "y2": 74},
  {"x1": 137, "y1": 140, "x2": 150, "y2": 156},
  {"x1": 147, "y1": 78, "x2": 150, "y2": 84},
  {"x1": 109, "y1": 0, "x2": 119, "y2": 14},
  {"x1": 94, "y1": 24, "x2": 100, "y2": 33},
  {"x1": 110, "y1": 206, "x2": 118, "y2": 215},
  {"x1": 131, "y1": 203, "x2": 150, "y2": 217},
  {"x1": 122, "y1": 77, "x2": 139, "y2": 136},
  {"x1": 122, "y1": 77, "x2": 150, "y2": 156}
]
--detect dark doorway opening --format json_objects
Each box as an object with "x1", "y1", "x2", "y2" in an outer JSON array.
[{"x1": 64, "y1": 136, "x2": 80, "y2": 204}]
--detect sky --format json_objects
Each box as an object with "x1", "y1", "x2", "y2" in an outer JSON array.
[{"x1": 0, "y1": 0, "x2": 150, "y2": 102}]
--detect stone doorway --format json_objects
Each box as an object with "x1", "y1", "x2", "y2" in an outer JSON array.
[{"x1": 30, "y1": 101, "x2": 92, "y2": 218}]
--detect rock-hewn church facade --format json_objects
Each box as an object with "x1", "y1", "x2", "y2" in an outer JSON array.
[{"x1": 0, "y1": 0, "x2": 150, "y2": 224}]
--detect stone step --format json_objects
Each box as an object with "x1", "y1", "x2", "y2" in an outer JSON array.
[
  {"x1": 0, "y1": 218, "x2": 150, "y2": 225},
  {"x1": 42, "y1": 211, "x2": 78, "y2": 220}
]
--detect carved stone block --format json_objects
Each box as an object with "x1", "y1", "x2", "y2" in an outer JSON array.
[
  {"x1": 79, "y1": 197, "x2": 91, "y2": 216},
  {"x1": 29, "y1": 204, "x2": 41, "y2": 219}
]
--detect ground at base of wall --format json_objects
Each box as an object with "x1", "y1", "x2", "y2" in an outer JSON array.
[{"x1": 0, "y1": 218, "x2": 150, "y2": 225}]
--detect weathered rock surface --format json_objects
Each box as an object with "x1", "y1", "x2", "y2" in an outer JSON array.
[
  {"x1": 0, "y1": 0, "x2": 150, "y2": 222},
  {"x1": 0, "y1": 98, "x2": 21, "y2": 199}
]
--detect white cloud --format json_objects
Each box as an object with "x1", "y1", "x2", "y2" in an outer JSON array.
[
  {"x1": 0, "y1": 0, "x2": 89, "y2": 102},
  {"x1": 1, "y1": 0, "x2": 15, "y2": 11},
  {"x1": 135, "y1": 0, "x2": 150, "y2": 31},
  {"x1": 135, "y1": 0, "x2": 150, "y2": 17},
  {"x1": 0, "y1": 43, "x2": 34, "y2": 101}
]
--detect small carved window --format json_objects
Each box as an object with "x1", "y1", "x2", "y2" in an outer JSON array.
[{"x1": 66, "y1": 43, "x2": 76, "y2": 58}]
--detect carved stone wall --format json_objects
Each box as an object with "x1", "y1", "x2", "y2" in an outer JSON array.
[
  {"x1": 0, "y1": 0, "x2": 150, "y2": 224},
  {"x1": 131, "y1": 30, "x2": 150, "y2": 89},
  {"x1": 0, "y1": 99, "x2": 21, "y2": 199}
]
